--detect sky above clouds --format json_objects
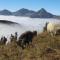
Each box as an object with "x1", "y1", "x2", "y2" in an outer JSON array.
[{"x1": 0, "y1": 0, "x2": 60, "y2": 15}]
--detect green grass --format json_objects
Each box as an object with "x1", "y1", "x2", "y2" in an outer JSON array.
[{"x1": 0, "y1": 32, "x2": 60, "y2": 60}]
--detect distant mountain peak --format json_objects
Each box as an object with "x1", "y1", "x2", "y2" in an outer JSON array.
[
  {"x1": 20, "y1": 8, "x2": 28, "y2": 10},
  {"x1": 1, "y1": 9, "x2": 11, "y2": 13},
  {"x1": 2, "y1": 9, "x2": 9, "y2": 11},
  {"x1": 13, "y1": 8, "x2": 35, "y2": 16},
  {"x1": 40, "y1": 8, "x2": 47, "y2": 12},
  {"x1": 38, "y1": 8, "x2": 47, "y2": 13},
  {"x1": 30, "y1": 8, "x2": 53, "y2": 18},
  {"x1": 0, "y1": 9, "x2": 12, "y2": 15},
  {"x1": 17, "y1": 8, "x2": 29, "y2": 12}
]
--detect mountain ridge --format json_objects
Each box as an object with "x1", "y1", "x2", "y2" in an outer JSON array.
[{"x1": 0, "y1": 8, "x2": 60, "y2": 18}]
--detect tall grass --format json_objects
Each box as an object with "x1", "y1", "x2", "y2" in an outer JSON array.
[{"x1": 0, "y1": 32, "x2": 60, "y2": 60}]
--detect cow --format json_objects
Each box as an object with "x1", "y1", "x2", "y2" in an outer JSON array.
[
  {"x1": 17, "y1": 31, "x2": 37, "y2": 49},
  {"x1": 47, "y1": 22, "x2": 60, "y2": 36},
  {"x1": 0, "y1": 36, "x2": 7, "y2": 45}
]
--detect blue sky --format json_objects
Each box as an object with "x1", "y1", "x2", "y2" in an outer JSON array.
[{"x1": 0, "y1": 0, "x2": 60, "y2": 15}]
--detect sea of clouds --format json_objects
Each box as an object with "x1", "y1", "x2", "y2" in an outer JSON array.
[{"x1": 0, "y1": 15, "x2": 60, "y2": 39}]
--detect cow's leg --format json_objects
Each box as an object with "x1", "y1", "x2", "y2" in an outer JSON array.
[
  {"x1": 50, "y1": 32, "x2": 54, "y2": 37},
  {"x1": 21, "y1": 40, "x2": 26, "y2": 49}
]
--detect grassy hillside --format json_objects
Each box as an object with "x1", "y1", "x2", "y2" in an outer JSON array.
[{"x1": 0, "y1": 32, "x2": 60, "y2": 60}]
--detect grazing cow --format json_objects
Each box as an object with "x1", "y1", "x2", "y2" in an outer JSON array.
[
  {"x1": 47, "y1": 22, "x2": 60, "y2": 36},
  {"x1": 0, "y1": 36, "x2": 7, "y2": 45},
  {"x1": 17, "y1": 31, "x2": 37, "y2": 49}
]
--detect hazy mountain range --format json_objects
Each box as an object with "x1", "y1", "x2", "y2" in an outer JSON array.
[{"x1": 0, "y1": 8, "x2": 60, "y2": 18}]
